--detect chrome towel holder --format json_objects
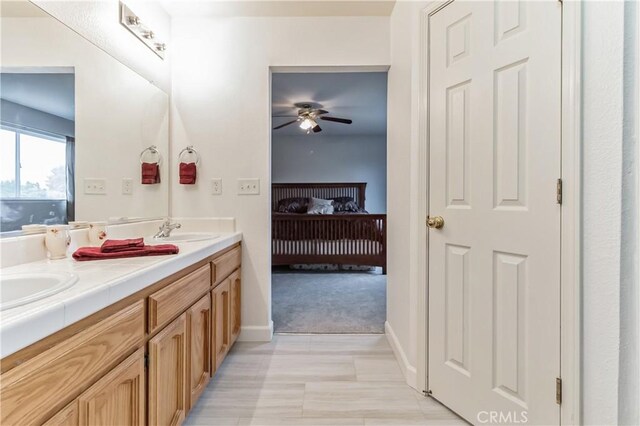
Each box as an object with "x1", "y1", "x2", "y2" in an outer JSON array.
[
  {"x1": 140, "y1": 145, "x2": 162, "y2": 164},
  {"x1": 179, "y1": 145, "x2": 201, "y2": 165}
]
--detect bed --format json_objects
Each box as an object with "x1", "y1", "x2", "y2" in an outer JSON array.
[{"x1": 271, "y1": 182, "x2": 387, "y2": 274}]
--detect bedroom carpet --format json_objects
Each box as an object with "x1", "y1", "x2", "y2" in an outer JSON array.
[{"x1": 272, "y1": 270, "x2": 386, "y2": 334}]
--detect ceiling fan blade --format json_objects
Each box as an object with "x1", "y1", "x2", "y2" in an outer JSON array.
[
  {"x1": 273, "y1": 119, "x2": 299, "y2": 130},
  {"x1": 312, "y1": 124, "x2": 322, "y2": 133},
  {"x1": 314, "y1": 109, "x2": 329, "y2": 115},
  {"x1": 320, "y1": 116, "x2": 352, "y2": 124}
]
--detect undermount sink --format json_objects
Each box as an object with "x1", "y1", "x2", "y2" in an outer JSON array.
[
  {"x1": 0, "y1": 272, "x2": 78, "y2": 311},
  {"x1": 147, "y1": 232, "x2": 218, "y2": 243}
]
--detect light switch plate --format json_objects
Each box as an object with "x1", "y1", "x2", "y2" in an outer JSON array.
[
  {"x1": 237, "y1": 178, "x2": 260, "y2": 195},
  {"x1": 84, "y1": 178, "x2": 107, "y2": 195},
  {"x1": 122, "y1": 178, "x2": 133, "y2": 195},
  {"x1": 211, "y1": 178, "x2": 222, "y2": 195}
]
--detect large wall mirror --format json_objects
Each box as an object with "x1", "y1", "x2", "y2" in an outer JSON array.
[{"x1": 0, "y1": 1, "x2": 169, "y2": 232}]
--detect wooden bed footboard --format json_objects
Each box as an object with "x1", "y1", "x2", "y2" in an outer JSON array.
[{"x1": 272, "y1": 214, "x2": 387, "y2": 273}]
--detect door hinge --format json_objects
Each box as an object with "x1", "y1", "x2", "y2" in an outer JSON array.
[
  {"x1": 423, "y1": 389, "x2": 432, "y2": 397},
  {"x1": 556, "y1": 178, "x2": 563, "y2": 204},
  {"x1": 144, "y1": 353, "x2": 149, "y2": 369},
  {"x1": 556, "y1": 377, "x2": 562, "y2": 405}
]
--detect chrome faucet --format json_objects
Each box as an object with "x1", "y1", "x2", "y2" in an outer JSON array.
[{"x1": 153, "y1": 218, "x2": 181, "y2": 239}]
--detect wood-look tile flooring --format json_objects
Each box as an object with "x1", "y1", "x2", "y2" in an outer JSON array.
[{"x1": 185, "y1": 334, "x2": 466, "y2": 426}]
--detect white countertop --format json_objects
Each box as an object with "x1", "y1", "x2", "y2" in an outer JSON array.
[{"x1": 0, "y1": 231, "x2": 242, "y2": 358}]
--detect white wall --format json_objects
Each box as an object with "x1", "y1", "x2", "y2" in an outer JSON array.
[
  {"x1": 1, "y1": 16, "x2": 169, "y2": 221},
  {"x1": 171, "y1": 16, "x2": 390, "y2": 339},
  {"x1": 32, "y1": 0, "x2": 172, "y2": 93},
  {"x1": 385, "y1": 0, "x2": 428, "y2": 387},
  {"x1": 272, "y1": 134, "x2": 387, "y2": 213},
  {"x1": 582, "y1": 2, "x2": 639, "y2": 425}
]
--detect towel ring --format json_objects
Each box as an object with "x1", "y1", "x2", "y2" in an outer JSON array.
[
  {"x1": 140, "y1": 145, "x2": 163, "y2": 165},
  {"x1": 179, "y1": 145, "x2": 201, "y2": 165}
]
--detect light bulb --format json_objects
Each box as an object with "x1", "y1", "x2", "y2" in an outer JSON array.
[
  {"x1": 299, "y1": 118, "x2": 317, "y2": 131},
  {"x1": 299, "y1": 118, "x2": 313, "y2": 130}
]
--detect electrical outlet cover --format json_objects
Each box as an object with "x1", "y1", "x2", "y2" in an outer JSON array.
[
  {"x1": 211, "y1": 178, "x2": 222, "y2": 195},
  {"x1": 122, "y1": 178, "x2": 133, "y2": 195}
]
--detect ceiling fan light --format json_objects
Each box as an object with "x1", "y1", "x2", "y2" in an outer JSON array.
[{"x1": 299, "y1": 117, "x2": 317, "y2": 131}]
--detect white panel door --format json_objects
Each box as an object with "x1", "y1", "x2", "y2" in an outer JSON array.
[{"x1": 427, "y1": 1, "x2": 562, "y2": 424}]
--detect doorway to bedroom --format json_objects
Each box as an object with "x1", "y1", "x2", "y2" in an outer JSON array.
[{"x1": 270, "y1": 70, "x2": 388, "y2": 334}]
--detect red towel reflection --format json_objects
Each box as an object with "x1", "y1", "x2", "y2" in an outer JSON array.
[{"x1": 142, "y1": 162, "x2": 160, "y2": 184}]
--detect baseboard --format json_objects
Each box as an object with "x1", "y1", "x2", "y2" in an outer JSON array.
[
  {"x1": 385, "y1": 321, "x2": 418, "y2": 390},
  {"x1": 238, "y1": 321, "x2": 274, "y2": 342}
]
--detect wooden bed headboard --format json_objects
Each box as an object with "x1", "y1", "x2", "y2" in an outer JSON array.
[{"x1": 272, "y1": 182, "x2": 367, "y2": 211}]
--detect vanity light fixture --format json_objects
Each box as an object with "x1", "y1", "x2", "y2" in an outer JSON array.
[{"x1": 120, "y1": 2, "x2": 166, "y2": 59}]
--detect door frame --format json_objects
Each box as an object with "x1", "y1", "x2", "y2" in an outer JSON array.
[
  {"x1": 415, "y1": 1, "x2": 582, "y2": 424},
  {"x1": 267, "y1": 64, "x2": 391, "y2": 335}
]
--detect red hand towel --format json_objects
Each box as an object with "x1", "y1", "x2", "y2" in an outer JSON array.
[
  {"x1": 142, "y1": 162, "x2": 160, "y2": 184},
  {"x1": 101, "y1": 238, "x2": 145, "y2": 253},
  {"x1": 179, "y1": 162, "x2": 197, "y2": 185},
  {"x1": 73, "y1": 244, "x2": 179, "y2": 261}
]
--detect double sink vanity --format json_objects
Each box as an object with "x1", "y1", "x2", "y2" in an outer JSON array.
[
  {"x1": 1, "y1": 4, "x2": 245, "y2": 424},
  {"x1": 0, "y1": 218, "x2": 243, "y2": 425}
]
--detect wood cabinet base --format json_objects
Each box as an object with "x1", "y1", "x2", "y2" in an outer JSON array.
[{"x1": 1, "y1": 243, "x2": 242, "y2": 426}]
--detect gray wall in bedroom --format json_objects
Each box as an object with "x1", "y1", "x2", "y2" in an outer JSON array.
[
  {"x1": 272, "y1": 134, "x2": 387, "y2": 213},
  {"x1": 0, "y1": 99, "x2": 75, "y2": 137}
]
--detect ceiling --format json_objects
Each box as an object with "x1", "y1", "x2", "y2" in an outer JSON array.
[
  {"x1": 0, "y1": 73, "x2": 75, "y2": 121},
  {"x1": 272, "y1": 72, "x2": 387, "y2": 137},
  {"x1": 0, "y1": 0, "x2": 49, "y2": 18},
  {"x1": 161, "y1": 0, "x2": 396, "y2": 18}
]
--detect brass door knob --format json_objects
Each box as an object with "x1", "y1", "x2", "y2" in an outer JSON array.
[{"x1": 427, "y1": 216, "x2": 445, "y2": 229}]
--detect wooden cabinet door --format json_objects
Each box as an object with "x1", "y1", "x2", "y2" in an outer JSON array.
[
  {"x1": 229, "y1": 269, "x2": 241, "y2": 346},
  {"x1": 149, "y1": 314, "x2": 187, "y2": 426},
  {"x1": 212, "y1": 279, "x2": 231, "y2": 371},
  {"x1": 0, "y1": 301, "x2": 144, "y2": 426},
  {"x1": 186, "y1": 294, "x2": 211, "y2": 410},
  {"x1": 43, "y1": 401, "x2": 78, "y2": 426},
  {"x1": 77, "y1": 348, "x2": 145, "y2": 426}
]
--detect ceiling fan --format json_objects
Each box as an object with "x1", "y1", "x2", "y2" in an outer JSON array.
[{"x1": 272, "y1": 102, "x2": 353, "y2": 134}]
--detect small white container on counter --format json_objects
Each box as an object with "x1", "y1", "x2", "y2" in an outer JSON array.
[
  {"x1": 45, "y1": 225, "x2": 71, "y2": 259},
  {"x1": 88, "y1": 222, "x2": 108, "y2": 246}
]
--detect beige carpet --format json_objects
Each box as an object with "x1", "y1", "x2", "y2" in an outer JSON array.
[{"x1": 271, "y1": 270, "x2": 386, "y2": 333}]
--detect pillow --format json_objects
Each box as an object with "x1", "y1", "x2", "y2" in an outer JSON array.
[
  {"x1": 307, "y1": 197, "x2": 334, "y2": 215},
  {"x1": 277, "y1": 197, "x2": 309, "y2": 213},
  {"x1": 332, "y1": 197, "x2": 360, "y2": 213},
  {"x1": 331, "y1": 196, "x2": 354, "y2": 204}
]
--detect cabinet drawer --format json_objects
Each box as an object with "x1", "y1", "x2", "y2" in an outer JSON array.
[
  {"x1": 148, "y1": 265, "x2": 211, "y2": 334},
  {"x1": 212, "y1": 245, "x2": 241, "y2": 284},
  {"x1": 0, "y1": 301, "x2": 144, "y2": 425}
]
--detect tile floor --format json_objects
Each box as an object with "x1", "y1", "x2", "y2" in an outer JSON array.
[{"x1": 185, "y1": 334, "x2": 466, "y2": 426}]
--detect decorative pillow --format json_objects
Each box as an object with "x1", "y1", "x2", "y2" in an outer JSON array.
[
  {"x1": 331, "y1": 196, "x2": 354, "y2": 204},
  {"x1": 333, "y1": 200, "x2": 360, "y2": 213},
  {"x1": 307, "y1": 197, "x2": 334, "y2": 215},
  {"x1": 277, "y1": 197, "x2": 309, "y2": 213}
]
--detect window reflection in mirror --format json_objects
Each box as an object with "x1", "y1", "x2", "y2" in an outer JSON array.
[
  {"x1": 2, "y1": 1, "x2": 170, "y2": 230},
  {"x1": 0, "y1": 71, "x2": 75, "y2": 232}
]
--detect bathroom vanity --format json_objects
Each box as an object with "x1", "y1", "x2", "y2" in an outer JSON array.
[{"x1": 0, "y1": 225, "x2": 242, "y2": 426}]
